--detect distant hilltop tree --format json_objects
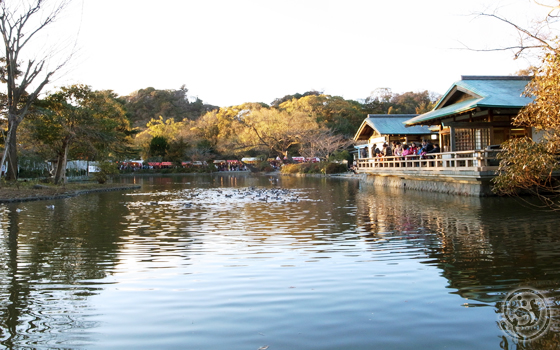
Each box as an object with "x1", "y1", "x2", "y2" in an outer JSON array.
[
  {"x1": 270, "y1": 90, "x2": 322, "y2": 108},
  {"x1": 124, "y1": 85, "x2": 218, "y2": 129},
  {"x1": 362, "y1": 89, "x2": 441, "y2": 115}
]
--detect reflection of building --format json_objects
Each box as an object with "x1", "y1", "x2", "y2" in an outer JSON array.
[
  {"x1": 354, "y1": 76, "x2": 535, "y2": 196},
  {"x1": 355, "y1": 186, "x2": 560, "y2": 305}
]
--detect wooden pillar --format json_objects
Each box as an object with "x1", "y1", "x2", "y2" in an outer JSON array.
[
  {"x1": 450, "y1": 126, "x2": 456, "y2": 152},
  {"x1": 488, "y1": 110, "x2": 494, "y2": 145}
]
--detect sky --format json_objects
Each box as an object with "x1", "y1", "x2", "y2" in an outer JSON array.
[{"x1": 31, "y1": 0, "x2": 556, "y2": 107}]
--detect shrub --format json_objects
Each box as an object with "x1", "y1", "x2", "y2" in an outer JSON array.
[
  {"x1": 207, "y1": 163, "x2": 217, "y2": 172},
  {"x1": 324, "y1": 162, "x2": 348, "y2": 174},
  {"x1": 255, "y1": 161, "x2": 269, "y2": 171},
  {"x1": 329, "y1": 150, "x2": 352, "y2": 163},
  {"x1": 280, "y1": 162, "x2": 324, "y2": 174},
  {"x1": 302, "y1": 163, "x2": 321, "y2": 174},
  {"x1": 93, "y1": 161, "x2": 119, "y2": 184},
  {"x1": 281, "y1": 164, "x2": 300, "y2": 174}
]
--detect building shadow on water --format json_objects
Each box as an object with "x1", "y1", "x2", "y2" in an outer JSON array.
[{"x1": 356, "y1": 186, "x2": 560, "y2": 348}]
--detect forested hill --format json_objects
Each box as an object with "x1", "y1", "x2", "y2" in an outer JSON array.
[
  {"x1": 123, "y1": 86, "x2": 218, "y2": 128},
  {"x1": 123, "y1": 86, "x2": 440, "y2": 135}
]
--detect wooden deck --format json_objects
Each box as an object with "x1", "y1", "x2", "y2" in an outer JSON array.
[{"x1": 356, "y1": 150, "x2": 500, "y2": 177}]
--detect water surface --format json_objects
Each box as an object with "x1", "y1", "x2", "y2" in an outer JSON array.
[{"x1": 0, "y1": 174, "x2": 559, "y2": 349}]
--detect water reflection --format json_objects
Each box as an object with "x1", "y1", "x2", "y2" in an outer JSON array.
[
  {"x1": 1, "y1": 174, "x2": 560, "y2": 349},
  {"x1": 0, "y1": 196, "x2": 124, "y2": 348},
  {"x1": 356, "y1": 186, "x2": 560, "y2": 347}
]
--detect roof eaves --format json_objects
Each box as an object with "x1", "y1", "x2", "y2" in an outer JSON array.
[
  {"x1": 405, "y1": 99, "x2": 481, "y2": 126},
  {"x1": 353, "y1": 118, "x2": 377, "y2": 141},
  {"x1": 433, "y1": 83, "x2": 457, "y2": 110}
]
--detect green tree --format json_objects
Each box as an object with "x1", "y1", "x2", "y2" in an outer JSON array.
[
  {"x1": 124, "y1": 86, "x2": 217, "y2": 128},
  {"x1": 362, "y1": 89, "x2": 439, "y2": 115},
  {"x1": 149, "y1": 136, "x2": 169, "y2": 159},
  {"x1": 166, "y1": 137, "x2": 189, "y2": 163},
  {"x1": 29, "y1": 85, "x2": 133, "y2": 184},
  {"x1": 390, "y1": 91, "x2": 437, "y2": 114}
]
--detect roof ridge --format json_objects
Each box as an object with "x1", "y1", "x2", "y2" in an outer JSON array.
[
  {"x1": 461, "y1": 75, "x2": 532, "y2": 81},
  {"x1": 367, "y1": 114, "x2": 418, "y2": 118}
]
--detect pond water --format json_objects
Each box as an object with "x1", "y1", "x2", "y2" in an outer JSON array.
[{"x1": 0, "y1": 174, "x2": 559, "y2": 349}]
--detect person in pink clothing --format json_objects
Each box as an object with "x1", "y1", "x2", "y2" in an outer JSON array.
[
  {"x1": 393, "y1": 142, "x2": 403, "y2": 157},
  {"x1": 402, "y1": 144, "x2": 412, "y2": 157}
]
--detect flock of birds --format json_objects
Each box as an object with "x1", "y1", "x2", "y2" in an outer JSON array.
[
  {"x1": 145, "y1": 186, "x2": 306, "y2": 208},
  {"x1": 42, "y1": 186, "x2": 307, "y2": 210}
]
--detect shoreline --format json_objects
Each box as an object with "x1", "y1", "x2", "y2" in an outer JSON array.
[
  {"x1": 0, "y1": 171, "x2": 360, "y2": 203},
  {"x1": 0, "y1": 183, "x2": 140, "y2": 203}
]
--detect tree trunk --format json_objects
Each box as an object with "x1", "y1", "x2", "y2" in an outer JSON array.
[
  {"x1": 53, "y1": 139, "x2": 70, "y2": 185},
  {"x1": 2, "y1": 119, "x2": 20, "y2": 181},
  {"x1": 282, "y1": 150, "x2": 293, "y2": 163}
]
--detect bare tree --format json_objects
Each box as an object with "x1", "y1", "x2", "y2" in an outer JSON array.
[
  {"x1": 470, "y1": 1, "x2": 560, "y2": 208},
  {"x1": 466, "y1": 1, "x2": 560, "y2": 59},
  {"x1": 299, "y1": 128, "x2": 353, "y2": 161},
  {"x1": 0, "y1": 0, "x2": 71, "y2": 180},
  {"x1": 185, "y1": 146, "x2": 212, "y2": 164},
  {"x1": 235, "y1": 107, "x2": 319, "y2": 161}
]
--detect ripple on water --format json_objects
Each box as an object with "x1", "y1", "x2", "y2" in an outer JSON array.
[{"x1": 3, "y1": 178, "x2": 560, "y2": 349}]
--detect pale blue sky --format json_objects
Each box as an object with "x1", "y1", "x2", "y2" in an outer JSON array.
[{"x1": 44, "y1": 0, "x2": 553, "y2": 106}]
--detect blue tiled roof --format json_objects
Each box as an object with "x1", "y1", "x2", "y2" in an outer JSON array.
[
  {"x1": 354, "y1": 115, "x2": 432, "y2": 140},
  {"x1": 368, "y1": 116, "x2": 432, "y2": 134},
  {"x1": 405, "y1": 77, "x2": 533, "y2": 126}
]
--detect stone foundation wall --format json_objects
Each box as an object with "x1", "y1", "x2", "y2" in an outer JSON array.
[{"x1": 362, "y1": 174, "x2": 494, "y2": 196}]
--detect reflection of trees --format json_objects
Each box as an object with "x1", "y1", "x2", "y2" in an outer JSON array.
[
  {"x1": 356, "y1": 187, "x2": 560, "y2": 345},
  {"x1": 357, "y1": 188, "x2": 560, "y2": 297},
  {"x1": 0, "y1": 193, "x2": 123, "y2": 348},
  {"x1": 0, "y1": 207, "x2": 25, "y2": 348},
  {"x1": 498, "y1": 324, "x2": 560, "y2": 350}
]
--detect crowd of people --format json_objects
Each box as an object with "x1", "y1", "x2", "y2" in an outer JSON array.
[
  {"x1": 375, "y1": 140, "x2": 441, "y2": 159},
  {"x1": 215, "y1": 162, "x2": 248, "y2": 172}
]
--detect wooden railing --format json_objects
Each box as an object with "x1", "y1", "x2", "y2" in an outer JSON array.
[{"x1": 356, "y1": 149, "x2": 501, "y2": 173}]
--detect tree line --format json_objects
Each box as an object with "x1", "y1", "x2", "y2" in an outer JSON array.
[
  {"x1": 7, "y1": 80, "x2": 441, "y2": 181},
  {"x1": 19, "y1": 86, "x2": 439, "y2": 175},
  {"x1": 0, "y1": 0, "x2": 444, "y2": 182},
  {"x1": 4, "y1": 0, "x2": 560, "y2": 208}
]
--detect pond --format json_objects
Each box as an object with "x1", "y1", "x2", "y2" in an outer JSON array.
[{"x1": 0, "y1": 174, "x2": 559, "y2": 349}]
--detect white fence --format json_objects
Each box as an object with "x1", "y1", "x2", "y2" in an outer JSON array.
[
  {"x1": 17, "y1": 160, "x2": 96, "y2": 179},
  {"x1": 356, "y1": 150, "x2": 501, "y2": 173}
]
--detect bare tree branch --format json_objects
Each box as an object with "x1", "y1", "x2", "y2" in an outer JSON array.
[
  {"x1": 469, "y1": 12, "x2": 556, "y2": 59},
  {"x1": 0, "y1": 0, "x2": 73, "y2": 180}
]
